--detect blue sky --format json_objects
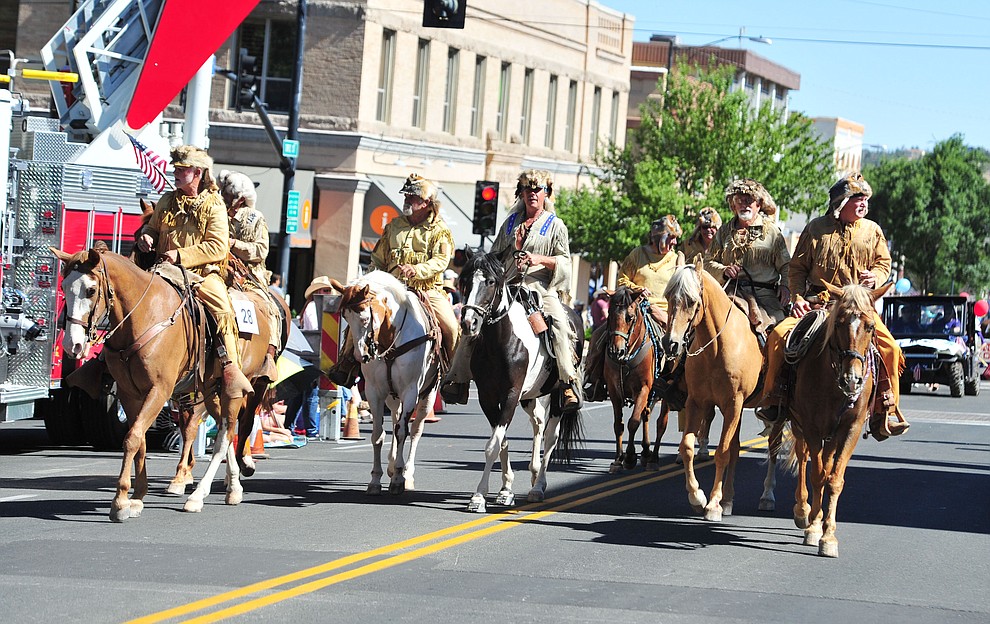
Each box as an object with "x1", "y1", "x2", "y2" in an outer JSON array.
[{"x1": 601, "y1": 0, "x2": 990, "y2": 152}]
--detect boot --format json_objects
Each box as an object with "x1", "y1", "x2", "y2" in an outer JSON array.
[
  {"x1": 755, "y1": 365, "x2": 791, "y2": 435},
  {"x1": 219, "y1": 333, "x2": 254, "y2": 399},
  {"x1": 65, "y1": 357, "x2": 109, "y2": 400},
  {"x1": 327, "y1": 350, "x2": 359, "y2": 387},
  {"x1": 440, "y1": 381, "x2": 469, "y2": 405},
  {"x1": 869, "y1": 376, "x2": 910, "y2": 441},
  {"x1": 259, "y1": 345, "x2": 278, "y2": 382}
]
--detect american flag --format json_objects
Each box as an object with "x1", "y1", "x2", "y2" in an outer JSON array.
[{"x1": 126, "y1": 133, "x2": 171, "y2": 193}]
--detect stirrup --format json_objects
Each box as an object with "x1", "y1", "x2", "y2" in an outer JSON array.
[{"x1": 440, "y1": 381, "x2": 469, "y2": 405}]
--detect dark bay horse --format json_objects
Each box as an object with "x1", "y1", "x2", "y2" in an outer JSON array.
[
  {"x1": 53, "y1": 248, "x2": 286, "y2": 521},
  {"x1": 458, "y1": 252, "x2": 584, "y2": 513},
  {"x1": 603, "y1": 286, "x2": 671, "y2": 473},
  {"x1": 787, "y1": 282, "x2": 889, "y2": 557},
  {"x1": 662, "y1": 257, "x2": 780, "y2": 521}
]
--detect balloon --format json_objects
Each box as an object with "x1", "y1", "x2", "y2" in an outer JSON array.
[
  {"x1": 895, "y1": 278, "x2": 911, "y2": 294},
  {"x1": 960, "y1": 291, "x2": 970, "y2": 299},
  {"x1": 975, "y1": 300, "x2": 989, "y2": 317}
]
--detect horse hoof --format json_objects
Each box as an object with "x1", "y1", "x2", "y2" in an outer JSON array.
[
  {"x1": 623, "y1": 458, "x2": 638, "y2": 471},
  {"x1": 803, "y1": 529, "x2": 822, "y2": 547},
  {"x1": 165, "y1": 482, "x2": 187, "y2": 496},
  {"x1": 467, "y1": 495, "x2": 487, "y2": 513},
  {"x1": 688, "y1": 491, "x2": 708, "y2": 511},
  {"x1": 183, "y1": 498, "x2": 204, "y2": 513},
  {"x1": 226, "y1": 491, "x2": 243, "y2": 506},
  {"x1": 109, "y1": 506, "x2": 130, "y2": 523},
  {"x1": 819, "y1": 541, "x2": 839, "y2": 558},
  {"x1": 703, "y1": 506, "x2": 723, "y2": 522},
  {"x1": 526, "y1": 489, "x2": 545, "y2": 503},
  {"x1": 645, "y1": 461, "x2": 660, "y2": 472},
  {"x1": 388, "y1": 481, "x2": 405, "y2": 495},
  {"x1": 366, "y1": 483, "x2": 383, "y2": 496},
  {"x1": 674, "y1": 454, "x2": 684, "y2": 465},
  {"x1": 495, "y1": 491, "x2": 515, "y2": 506},
  {"x1": 608, "y1": 463, "x2": 622, "y2": 475},
  {"x1": 721, "y1": 502, "x2": 733, "y2": 517},
  {"x1": 794, "y1": 515, "x2": 809, "y2": 529},
  {"x1": 404, "y1": 479, "x2": 415, "y2": 492},
  {"x1": 758, "y1": 498, "x2": 776, "y2": 512},
  {"x1": 240, "y1": 462, "x2": 256, "y2": 479},
  {"x1": 129, "y1": 500, "x2": 144, "y2": 518}
]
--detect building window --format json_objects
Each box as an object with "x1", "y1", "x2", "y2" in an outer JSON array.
[
  {"x1": 470, "y1": 55, "x2": 486, "y2": 138},
  {"x1": 545, "y1": 74, "x2": 558, "y2": 148},
  {"x1": 376, "y1": 30, "x2": 396, "y2": 123},
  {"x1": 588, "y1": 86, "x2": 602, "y2": 155},
  {"x1": 233, "y1": 20, "x2": 297, "y2": 114},
  {"x1": 412, "y1": 39, "x2": 430, "y2": 129},
  {"x1": 496, "y1": 62, "x2": 511, "y2": 141},
  {"x1": 519, "y1": 68, "x2": 534, "y2": 143},
  {"x1": 443, "y1": 47, "x2": 459, "y2": 134},
  {"x1": 609, "y1": 90, "x2": 620, "y2": 143},
  {"x1": 564, "y1": 79, "x2": 578, "y2": 152}
]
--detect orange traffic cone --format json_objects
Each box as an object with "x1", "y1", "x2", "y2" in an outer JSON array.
[
  {"x1": 250, "y1": 415, "x2": 269, "y2": 459},
  {"x1": 341, "y1": 398, "x2": 364, "y2": 440}
]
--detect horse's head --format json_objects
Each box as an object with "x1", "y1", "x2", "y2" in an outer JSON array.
[
  {"x1": 50, "y1": 246, "x2": 109, "y2": 360},
  {"x1": 605, "y1": 287, "x2": 644, "y2": 361},
  {"x1": 331, "y1": 278, "x2": 388, "y2": 363},
  {"x1": 458, "y1": 252, "x2": 505, "y2": 337},
  {"x1": 662, "y1": 257, "x2": 704, "y2": 360},
  {"x1": 823, "y1": 281, "x2": 890, "y2": 400}
]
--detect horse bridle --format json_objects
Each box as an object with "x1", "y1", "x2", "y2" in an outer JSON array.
[
  {"x1": 460, "y1": 272, "x2": 511, "y2": 327},
  {"x1": 64, "y1": 255, "x2": 115, "y2": 346},
  {"x1": 829, "y1": 310, "x2": 876, "y2": 402},
  {"x1": 608, "y1": 294, "x2": 650, "y2": 365}
]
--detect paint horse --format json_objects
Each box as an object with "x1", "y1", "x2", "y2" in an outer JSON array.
[
  {"x1": 457, "y1": 252, "x2": 584, "y2": 513},
  {"x1": 330, "y1": 271, "x2": 441, "y2": 495},
  {"x1": 53, "y1": 248, "x2": 284, "y2": 521},
  {"x1": 786, "y1": 282, "x2": 889, "y2": 557},
  {"x1": 602, "y1": 286, "x2": 671, "y2": 473}
]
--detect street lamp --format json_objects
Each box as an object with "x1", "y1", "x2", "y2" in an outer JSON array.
[{"x1": 701, "y1": 27, "x2": 772, "y2": 48}]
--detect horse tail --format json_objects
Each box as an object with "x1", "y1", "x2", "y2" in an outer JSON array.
[
  {"x1": 780, "y1": 424, "x2": 804, "y2": 476},
  {"x1": 552, "y1": 387, "x2": 585, "y2": 465}
]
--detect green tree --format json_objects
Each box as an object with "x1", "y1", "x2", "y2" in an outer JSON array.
[
  {"x1": 867, "y1": 136, "x2": 990, "y2": 295},
  {"x1": 557, "y1": 62, "x2": 835, "y2": 264}
]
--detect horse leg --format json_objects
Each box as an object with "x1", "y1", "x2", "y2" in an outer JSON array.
[
  {"x1": 469, "y1": 423, "x2": 507, "y2": 513},
  {"x1": 184, "y1": 398, "x2": 227, "y2": 513},
  {"x1": 401, "y1": 395, "x2": 434, "y2": 493},
  {"x1": 792, "y1": 435, "x2": 811, "y2": 528},
  {"x1": 110, "y1": 392, "x2": 164, "y2": 522},
  {"x1": 819, "y1": 428, "x2": 859, "y2": 558},
  {"x1": 609, "y1": 395, "x2": 626, "y2": 474},
  {"x1": 679, "y1": 403, "x2": 707, "y2": 513},
  {"x1": 703, "y1": 398, "x2": 743, "y2": 522},
  {"x1": 803, "y1": 442, "x2": 826, "y2": 547},
  {"x1": 759, "y1": 420, "x2": 786, "y2": 512},
  {"x1": 167, "y1": 405, "x2": 198, "y2": 496},
  {"x1": 647, "y1": 400, "x2": 670, "y2": 471},
  {"x1": 623, "y1": 387, "x2": 648, "y2": 471},
  {"x1": 697, "y1": 407, "x2": 715, "y2": 459},
  {"x1": 720, "y1": 427, "x2": 741, "y2": 517},
  {"x1": 527, "y1": 398, "x2": 547, "y2": 488},
  {"x1": 527, "y1": 397, "x2": 554, "y2": 503},
  {"x1": 224, "y1": 427, "x2": 244, "y2": 506},
  {"x1": 366, "y1": 392, "x2": 387, "y2": 496},
  {"x1": 388, "y1": 404, "x2": 411, "y2": 495}
]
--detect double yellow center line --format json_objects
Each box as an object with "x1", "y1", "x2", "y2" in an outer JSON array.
[{"x1": 130, "y1": 436, "x2": 770, "y2": 623}]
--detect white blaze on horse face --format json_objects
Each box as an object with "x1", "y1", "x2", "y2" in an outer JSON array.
[
  {"x1": 61, "y1": 271, "x2": 98, "y2": 360},
  {"x1": 346, "y1": 305, "x2": 374, "y2": 362},
  {"x1": 461, "y1": 272, "x2": 488, "y2": 337}
]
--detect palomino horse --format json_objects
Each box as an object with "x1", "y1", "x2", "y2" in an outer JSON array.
[
  {"x1": 53, "y1": 248, "x2": 285, "y2": 521},
  {"x1": 458, "y1": 252, "x2": 584, "y2": 513},
  {"x1": 662, "y1": 258, "x2": 780, "y2": 521},
  {"x1": 603, "y1": 286, "x2": 671, "y2": 473},
  {"x1": 787, "y1": 282, "x2": 888, "y2": 557},
  {"x1": 330, "y1": 271, "x2": 441, "y2": 495}
]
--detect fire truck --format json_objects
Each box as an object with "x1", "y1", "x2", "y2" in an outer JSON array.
[{"x1": 1, "y1": 0, "x2": 171, "y2": 447}]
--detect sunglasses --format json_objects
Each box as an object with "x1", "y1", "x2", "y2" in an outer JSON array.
[{"x1": 522, "y1": 185, "x2": 548, "y2": 193}]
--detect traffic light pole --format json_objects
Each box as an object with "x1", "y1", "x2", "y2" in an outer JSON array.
[{"x1": 277, "y1": 0, "x2": 307, "y2": 292}]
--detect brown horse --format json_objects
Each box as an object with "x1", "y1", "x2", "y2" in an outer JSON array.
[
  {"x1": 787, "y1": 282, "x2": 888, "y2": 557},
  {"x1": 52, "y1": 248, "x2": 286, "y2": 521},
  {"x1": 662, "y1": 257, "x2": 779, "y2": 521},
  {"x1": 603, "y1": 286, "x2": 671, "y2": 473}
]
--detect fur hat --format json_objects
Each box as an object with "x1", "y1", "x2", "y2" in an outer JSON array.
[
  {"x1": 828, "y1": 172, "x2": 873, "y2": 216},
  {"x1": 515, "y1": 169, "x2": 554, "y2": 198},
  {"x1": 170, "y1": 145, "x2": 213, "y2": 170},
  {"x1": 697, "y1": 206, "x2": 722, "y2": 229},
  {"x1": 651, "y1": 214, "x2": 683, "y2": 238},
  {"x1": 724, "y1": 178, "x2": 777, "y2": 216},
  {"x1": 304, "y1": 275, "x2": 334, "y2": 300},
  {"x1": 217, "y1": 170, "x2": 257, "y2": 209},
  {"x1": 399, "y1": 173, "x2": 439, "y2": 203}
]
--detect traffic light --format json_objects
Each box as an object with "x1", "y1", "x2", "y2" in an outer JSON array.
[
  {"x1": 234, "y1": 47, "x2": 258, "y2": 113},
  {"x1": 422, "y1": 0, "x2": 466, "y2": 29},
  {"x1": 473, "y1": 181, "x2": 499, "y2": 236}
]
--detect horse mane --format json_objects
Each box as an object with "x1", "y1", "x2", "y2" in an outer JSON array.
[
  {"x1": 461, "y1": 252, "x2": 504, "y2": 290},
  {"x1": 823, "y1": 284, "x2": 875, "y2": 347},
  {"x1": 609, "y1": 285, "x2": 639, "y2": 311},
  {"x1": 58, "y1": 249, "x2": 102, "y2": 277},
  {"x1": 664, "y1": 265, "x2": 702, "y2": 307},
  {"x1": 345, "y1": 270, "x2": 409, "y2": 308}
]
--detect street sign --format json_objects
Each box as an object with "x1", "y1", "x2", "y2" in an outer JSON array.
[
  {"x1": 286, "y1": 218, "x2": 299, "y2": 234},
  {"x1": 282, "y1": 139, "x2": 300, "y2": 158},
  {"x1": 286, "y1": 190, "x2": 301, "y2": 233}
]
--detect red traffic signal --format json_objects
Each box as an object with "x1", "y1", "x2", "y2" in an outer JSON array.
[{"x1": 473, "y1": 180, "x2": 499, "y2": 236}]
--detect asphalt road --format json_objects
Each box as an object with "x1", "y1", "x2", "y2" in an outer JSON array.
[{"x1": 1, "y1": 382, "x2": 988, "y2": 623}]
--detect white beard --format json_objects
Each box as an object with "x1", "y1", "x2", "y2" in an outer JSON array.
[{"x1": 401, "y1": 205, "x2": 414, "y2": 216}]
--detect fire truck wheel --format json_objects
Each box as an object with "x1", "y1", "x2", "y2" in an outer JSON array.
[
  {"x1": 84, "y1": 383, "x2": 129, "y2": 451},
  {"x1": 40, "y1": 388, "x2": 87, "y2": 446}
]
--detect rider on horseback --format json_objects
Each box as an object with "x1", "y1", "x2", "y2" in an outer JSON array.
[
  {"x1": 705, "y1": 178, "x2": 791, "y2": 341},
  {"x1": 443, "y1": 169, "x2": 581, "y2": 413},
  {"x1": 681, "y1": 207, "x2": 722, "y2": 263},
  {"x1": 136, "y1": 145, "x2": 254, "y2": 398},
  {"x1": 327, "y1": 173, "x2": 458, "y2": 389},
  {"x1": 757, "y1": 172, "x2": 910, "y2": 440},
  {"x1": 217, "y1": 169, "x2": 281, "y2": 381},
  {"x1": 583, "y1": 215, "x2": 683, "y2": 402}
]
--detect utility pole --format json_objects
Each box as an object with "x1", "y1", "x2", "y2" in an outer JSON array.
[{"x1": 278, "y1": 0, "x2": 307, "y2": 291}]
